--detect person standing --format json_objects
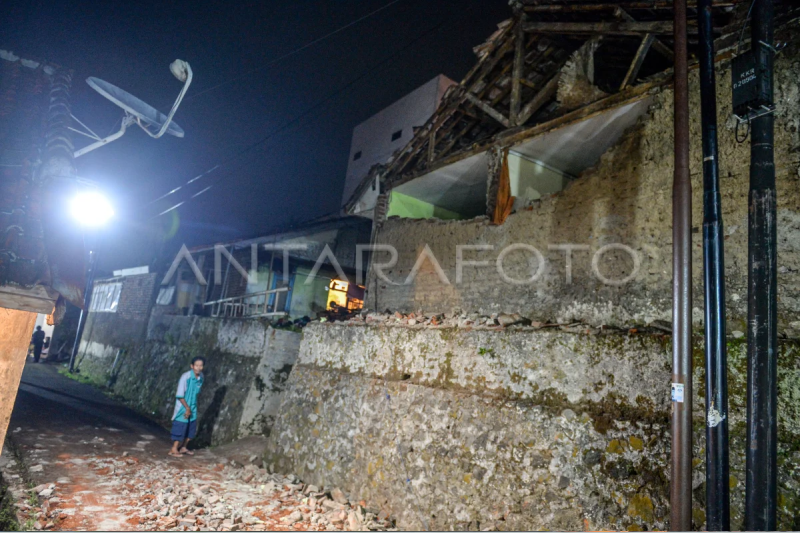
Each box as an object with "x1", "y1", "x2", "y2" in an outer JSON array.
[
  {"x1": 168, "y1": 356, "x2": 205, "y2": 457},
  {"x1": 30, "y1": 326, "x2": 46, "y2": 363}
]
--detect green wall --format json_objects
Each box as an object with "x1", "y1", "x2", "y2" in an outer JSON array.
[
  {"x1": 387, "y1": 191, "x2": 462, "y2": 220},
  {"x1": 289, "y1": 266, "x2": 332, "y2": 318}
]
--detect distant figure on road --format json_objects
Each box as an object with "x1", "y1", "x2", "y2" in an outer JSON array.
[
  {"x1": 30, "y1": 326, "x2": 45, "y2": 363},
  {"x1": 168, "y1": 356, "x2": 205, "y2": 458}
]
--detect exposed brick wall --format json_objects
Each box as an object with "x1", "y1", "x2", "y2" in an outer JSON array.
[
  {"x1": 80, "y1": 273, "x2": 159, "y2": 353},
  {"x1": 366, "y1": 43, "x2": 800, "y2": 331},
  {"x1": 118, "y1": 273, "x2": 158, "y2": 321}
]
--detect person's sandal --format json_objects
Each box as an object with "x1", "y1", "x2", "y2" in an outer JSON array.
[{"x1": 168, "y1": 451, "x2": 183, "y2": 457}]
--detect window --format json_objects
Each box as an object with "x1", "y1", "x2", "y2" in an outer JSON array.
[
  {"x1": 353, "y1": 151, "x2": 362, "y2": 161},
  {"x1": 157, "y1": 286, "x2": 176, "y2": 305},
  {"x1": 391, "y1": 129, "x2": 402, "y2": 141},
  {"x1": 90, "y1": 282, "x2": 122, "y2": 313}
]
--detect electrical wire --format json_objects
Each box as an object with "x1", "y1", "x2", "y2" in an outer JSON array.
[
  {"x1": 186, "y1": 0, "x2": 406, "y2": 101},
  {"x1": 146, "y1": 12, "x2": 456, "y2": 220},
  {"x1": 143, "y1": 0, "x2": 408, "y2": 210},
  {"x1": 736, "y1": 0, "x2": 757, "y2": 55}
]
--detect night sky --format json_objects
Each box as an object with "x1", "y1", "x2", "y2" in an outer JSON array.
[{"x1": 2, "y1": 0, "x2": 509, "y2": 270}]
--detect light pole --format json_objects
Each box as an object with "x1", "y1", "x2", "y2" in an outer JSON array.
[{"x1": 67, "y1": 190, "x2": 114, "y2": 373}]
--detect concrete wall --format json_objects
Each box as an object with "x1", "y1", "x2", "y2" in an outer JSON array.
[
  {"x1": 265, "y1": 322, "x2": 800, "y2": 531},
  {"x1": 367, "y1": 43, "x2": 800, "y2": 332},
  {"x1": 78, "y1": 314, "x2": 301, "y2": 446},
  {"x1": 0, "y1": 308, "x2": 37, "y2": 452},
  {"x1": 343, "y1": 75, "x2": 456, "y2": 207}
]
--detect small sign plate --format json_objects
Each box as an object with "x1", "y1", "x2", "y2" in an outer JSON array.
[{"x1": 671, "y1": 383, "x2": 685, "y2": 403}]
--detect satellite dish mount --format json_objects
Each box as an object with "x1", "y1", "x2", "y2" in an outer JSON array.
[{"x1": 71, "y1": 59, "x2": 192, "y2": 158}]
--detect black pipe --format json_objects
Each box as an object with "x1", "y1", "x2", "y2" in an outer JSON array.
[
  {"x1": 745, "y1": 0, "x2": 777, "y2": 529},
  {"x1": 698, "y1": 0, "x2": 730, "y2": 529},
  {"x1": 68, "y1": 248, "x2": 97, "y2": 373},
  {"x1": 670, "y1": 0, "x2": 693, "y2": 529}
]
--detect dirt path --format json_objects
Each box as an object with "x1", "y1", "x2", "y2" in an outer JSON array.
[{"x1": 1, "y1": 362, "x2": 392, "y2": 532}]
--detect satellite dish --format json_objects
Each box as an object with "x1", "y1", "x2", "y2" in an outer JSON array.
[
  {"x1": 87, "y1": 77, "x2": 185, "y2": 138},
  {"x1": 72, "y1": 59, "x2": 192, "y2": 158}
]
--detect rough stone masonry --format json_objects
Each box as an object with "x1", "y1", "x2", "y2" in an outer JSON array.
[
  {"x1": 265, "y1": 31, "x2": 800, "y2": 532},
  {"x1": 366, "y1": 37, "x2": 800, "y2": 333},
  {"x1": 266, "y1": 319, "x2": 800, "y2": 531},
  {"x1": 78, "y1": 314, "x2": 301, "y2": 446}
]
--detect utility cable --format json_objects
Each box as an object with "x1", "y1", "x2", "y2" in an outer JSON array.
[
  {"x1": 146, "y1": 12, "x2": 454, "y2": 219},
  {"x1": 186, "y1": 0, "x2": 406, "y2": 101}
]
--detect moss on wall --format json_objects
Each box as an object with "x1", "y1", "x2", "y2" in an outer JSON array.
[
  {"x1": 266, "y1": 323, "x2": 800, "y2": 530},
  {"x1": 76, "y1": 315, "x2": 301, "y2": 446}
]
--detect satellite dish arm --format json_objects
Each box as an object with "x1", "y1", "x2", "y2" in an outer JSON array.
[
  {"x1": 139, "y1": 60, "x2": 192, "y2": 139},
  {"x1": 74, "y1": 114, "x2": 135, "y2": 158}
]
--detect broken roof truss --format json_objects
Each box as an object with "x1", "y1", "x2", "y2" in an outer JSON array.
[{"x1": 344, "y1": 0, "x2": 796, "y2": 212}]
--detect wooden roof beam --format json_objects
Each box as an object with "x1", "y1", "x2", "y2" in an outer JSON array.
[
  {"x1": 522, "y1": 2, "x2": 735, "y2": 11},
  {"x1": 522, "y1": 20, "x2": 696, "y2": 36},
  {"x1": 516, "y1": 72, "x2": 561, "y2": 126},
  {"x1": 615, "y1": 7, "x2": 674, "y2": 61},
  {"x1": 465, "y1": 93, "x2": 511, "y2": 128},
  {"x1": 510, "y1": 18, "x2": 526, "y2": 125},
  {"x1": 620, "y1": 33, "x2": 655, "y2": 90}
]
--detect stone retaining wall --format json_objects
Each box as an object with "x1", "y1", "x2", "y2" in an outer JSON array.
[
  {"x1": 77, "y1": 315, "x2": 301, "y2": 446},
  {"x1": 265, "y1": 322, "x2": 800, "y2": 531}
]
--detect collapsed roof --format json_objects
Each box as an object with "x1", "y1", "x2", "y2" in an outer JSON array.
[{"x1": 344, "y1": 0, "x2": 798, "y2": 213}]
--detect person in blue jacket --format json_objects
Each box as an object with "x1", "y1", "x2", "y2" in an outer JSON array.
[{"x1": 168, "y1": 356, "x2": 205, "y2": 457}]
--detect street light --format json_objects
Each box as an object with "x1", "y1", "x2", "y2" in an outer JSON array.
[
  {"x1": 67, "y1": 189, "x2": 114, "y2": 373},
  {"x1": 70, "y1": 191, "x2": 114, "y2": 227}
]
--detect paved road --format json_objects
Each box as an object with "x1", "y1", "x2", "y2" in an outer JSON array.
[
  {"x1": 12, "y1": 362, "x2": 170, "y2": 450},
  {"x1": 8, "y1": 361, "x2": 180, "y2": 530},
  {"x1": 3, "y1": 360, "x2": 369, "y2": 532},
  {"x1": 5, "y1": 362, "x2": 265, "y2": 531}
]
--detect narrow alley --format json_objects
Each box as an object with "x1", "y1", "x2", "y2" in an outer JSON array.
[
  {"x1": 2, "y1": 1, "x2": 800, "y2": 531},
  {"x1": 1, "y1": 360, "x2": 393, "y2": 532}
]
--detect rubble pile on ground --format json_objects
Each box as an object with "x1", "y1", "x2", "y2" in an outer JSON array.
[
  {"x1": 343, "y1": 309, "x2": 674, "y2": 334},
  {"x1": 10, "y1": 481, "x2": 61, "y2": 530},
  {"x1": 355, "y1": 310, "x2": 534, "y2": 328},
  {"x1": 86, "y1": 455, "x2": 394, "y2": 532}
]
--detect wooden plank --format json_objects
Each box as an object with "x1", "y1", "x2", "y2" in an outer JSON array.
[
  {"x1": 620, "y1": 33, "x2": 655, "y2": 90},
  {"x1": 510, "y1": 18, "x2": 526, "y2": 125},
  {"x1": 433, "y1": 120, "x2": 480, "y2": 162},
  {"x1": 465, "y1": 38, "x2": 515, "y2": 95},
  {"x1": 522, "y1": 20, "x2": 690, "y2": 36},
  {"x1": 465, "y1": 93, "x2": 511, "y2": 128},
  {"x1": 517, "y1": 72, "x2": 561, "y2": 126},
  {"x1": 615, "y1": 8, "x2": 674, "y2": 61},
  {"x1": 461, "y1": 22, "x2": 515, "y2": 90},
  {"x1": 522, "y1": 2, "x2": 735, "y2": 11}
]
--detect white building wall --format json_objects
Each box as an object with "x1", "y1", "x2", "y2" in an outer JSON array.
[{"x1": 341, "y1": 74, "x2": 455, "y2": 209}]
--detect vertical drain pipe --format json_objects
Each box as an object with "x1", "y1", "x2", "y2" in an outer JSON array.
[
  {"x1": 698, "y1": 0, "x2": 730, "y2": 529},
  {"x1": 670, "y1": 0, "x2": 693, "y2": 530},
  {"x1": 745, "y1": 0, "x2": 777, "y2": 529}
]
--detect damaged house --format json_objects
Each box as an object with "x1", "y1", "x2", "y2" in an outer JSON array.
[
  {"x1": 73, "y1": 215, "x2": 372, "y2": 445},
  {"x1": 155, "y1": 215, "x2": 372, "y2": 319},
  {"x1": 0, "y1": 50, "x2": 87, "y2": 449},
  {"x1": 265, "y1": 1, "x2": 800, "y2": 531}
]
